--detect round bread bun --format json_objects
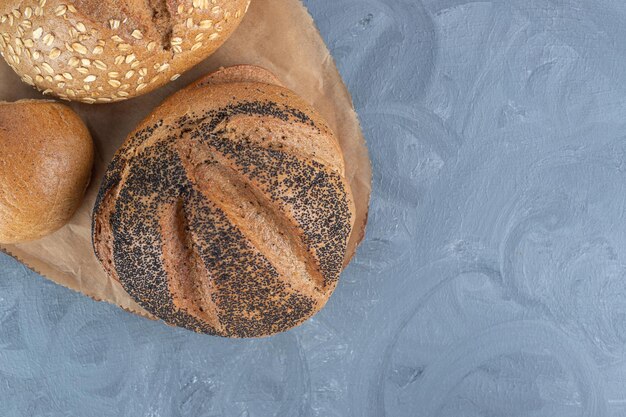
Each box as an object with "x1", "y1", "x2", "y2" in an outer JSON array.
[
  {"x1": 0, "y1": 100, "x2": 94, "y2": 244},
  {"x1": 0, "y1": 0, "x2": 250, "y2": 103},
  {"x1": 93, "y1": 65, "x2": 356, "y2": 338}
]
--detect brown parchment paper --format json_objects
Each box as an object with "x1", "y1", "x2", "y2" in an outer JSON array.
[{"x1": 0, "y1": 0, "x2": 372, "y2": 319}]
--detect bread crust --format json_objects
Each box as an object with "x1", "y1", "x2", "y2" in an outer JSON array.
[
  {"x1": 0, "y1": 0, "x2": 250, "y2": 103},
  {"x1": 93, "y1": 66, "x2": 356, "y2": 337},
  {"x1": 0, "y1": 100, "x2": 94, "y2": 243}
]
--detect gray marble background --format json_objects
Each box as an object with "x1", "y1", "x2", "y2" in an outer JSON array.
[{"x1": 2, "y1": 0, "x2": 626, "y2": 415}]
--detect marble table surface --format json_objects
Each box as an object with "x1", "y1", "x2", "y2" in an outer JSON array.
[{"x1": 3, "y1": 0, "x2": 626, "y2": 415}]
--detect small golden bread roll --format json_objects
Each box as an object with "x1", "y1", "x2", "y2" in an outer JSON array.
[{"x1": 0, "y1": 100, "x2": 94, "y2": 243}]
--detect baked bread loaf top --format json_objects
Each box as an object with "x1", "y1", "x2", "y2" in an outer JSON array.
[
  {"x1": 0, "y1": 0, "x2": 249, "y2": 103},
  {"x1": 92, "y1": 66, "x2": 356, "y2": 338},
  {"x1": 0, "y1": 100, "x2": 94, "y2": 243}
]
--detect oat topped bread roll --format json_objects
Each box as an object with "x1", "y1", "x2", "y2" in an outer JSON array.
[
  {"x1": 92, "y1": 65, "x2": 356, "y2": 338},
  {"x1": 0, "y1": 0, "x2": 250, "y2": 103}
]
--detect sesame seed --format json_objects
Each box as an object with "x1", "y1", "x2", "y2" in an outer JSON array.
[
  {"x1": 43, "y1": 33, "x2": 55, "y2": 46},
  {"x1": 54, "y1": 5, "x2": 67, "y2": 16},
  {"x1": 131, "y1": 30, "x2": 143, "y2": 40},
  {"x1": 41, "y1": 62, "x2": 54, "y2": 74},
  {"x1": 72, "y1": 42, "x2": 87, "y2": 54},
  {"x1": 93, "y1": 60, "x2": 107, "y2": 70}
]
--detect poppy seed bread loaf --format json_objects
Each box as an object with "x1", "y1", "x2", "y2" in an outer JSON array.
[
  {"x1": 0, "y1": 0, "x2": 249, "y2": 103},
  {"x1": 92, "y1": 66, "x2": 356, "y2": 337},
  {"x1": 0, "y1": 100, "x2": 94, "y2": 243}
]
